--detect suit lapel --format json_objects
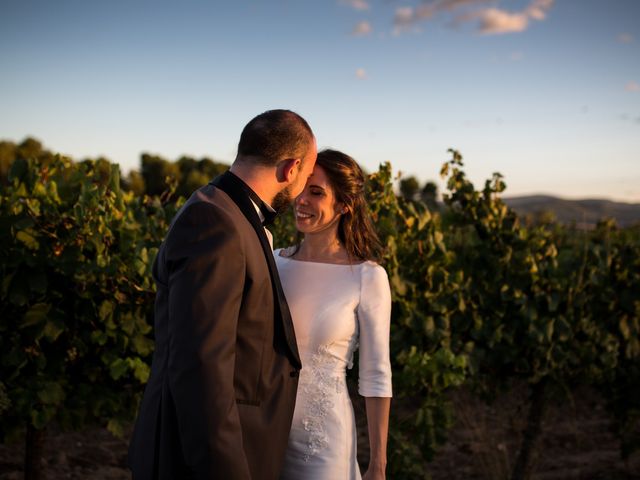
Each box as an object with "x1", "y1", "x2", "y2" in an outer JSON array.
[{"x1": 211, "y1": 172, "x2": 302, "y2": 369}]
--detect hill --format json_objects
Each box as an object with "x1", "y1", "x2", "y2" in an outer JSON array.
[{"x1": 503, "y1": 195, "x2": 640, "y2": 228}]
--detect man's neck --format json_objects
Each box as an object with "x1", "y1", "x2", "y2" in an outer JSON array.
[{"x1": 229, "y1": 162, "x2": 277, "y2": 205}]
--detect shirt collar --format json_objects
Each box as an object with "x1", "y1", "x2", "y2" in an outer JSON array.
[{"x1": 228, "y1": 171, "x2": 277, "y2": 226}]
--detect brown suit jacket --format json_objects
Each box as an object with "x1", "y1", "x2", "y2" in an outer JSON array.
[{"x1": 128, "y1": 171, "x2": 301, "y2": 479}]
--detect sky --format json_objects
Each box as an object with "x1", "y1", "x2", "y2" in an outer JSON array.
[{"x1": 1, "y1": 0, "x2": 639, "y2": 201}]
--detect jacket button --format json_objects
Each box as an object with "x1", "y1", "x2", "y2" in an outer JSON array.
[{"x1": 290, "y1": 371, "x2": 299, "y2": 378}]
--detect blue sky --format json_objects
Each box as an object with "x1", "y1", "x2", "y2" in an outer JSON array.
[{"x1": 1, "y1": 0, "x2": 639, "y2": 201}]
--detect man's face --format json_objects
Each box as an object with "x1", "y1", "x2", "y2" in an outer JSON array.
[
  {"x1": 290, "y1": 138, "x2": 317, "y2": 199},
  {"x1": 272, "y1": 138, "x2": 317, "y2": 214}
]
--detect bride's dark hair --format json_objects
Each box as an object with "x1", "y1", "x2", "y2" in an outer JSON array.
[{"x1": 315, "y1": 149, "x2": 383, "y2": 262}]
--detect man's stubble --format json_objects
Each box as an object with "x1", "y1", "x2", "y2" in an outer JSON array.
[{"x1": 272, "y1": 183, "x2": 294, "y2": 215}]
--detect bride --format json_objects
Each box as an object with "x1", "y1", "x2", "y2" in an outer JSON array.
[{"x1": 275, "y1": 149, "x2": 392, "y2": 480}]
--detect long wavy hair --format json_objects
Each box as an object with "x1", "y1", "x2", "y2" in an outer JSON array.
[{"x1": 305, "y1": 149, "x2": 383, "y2": 263}]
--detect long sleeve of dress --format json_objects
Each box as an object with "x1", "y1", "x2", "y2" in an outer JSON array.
[{"x1": 357, "y1": 263, "x2": 393, "y2": 398}]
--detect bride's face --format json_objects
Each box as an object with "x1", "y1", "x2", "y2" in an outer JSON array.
[{"x1": 294, "y1": 165, "x2": 344, "y2": 235}]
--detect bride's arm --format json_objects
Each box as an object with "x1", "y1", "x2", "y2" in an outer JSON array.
[
  {"x1": 358, "y1": 264, "x2": 393, "y2": 480},
  {"x1": 363, "y1": 396, "x2": 391, "y2": 479}
]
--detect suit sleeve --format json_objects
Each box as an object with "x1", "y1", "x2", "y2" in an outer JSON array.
[
  {"x1": 164, "y1": 202, "x2": 251, "y2": 479},
  {"x1": 357, "y1": 263, "x2": 393, "y2": 398}
]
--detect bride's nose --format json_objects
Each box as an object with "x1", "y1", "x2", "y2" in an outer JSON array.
[{"x1": 295, "y1": 193, "x2": 308, "y2": 205}]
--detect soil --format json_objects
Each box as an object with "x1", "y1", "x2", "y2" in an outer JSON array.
[{"x1": 1, "y1": 386, "x2": 638, "y2": 479}]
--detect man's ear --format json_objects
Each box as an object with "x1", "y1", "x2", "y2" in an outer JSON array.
[{"x1": 278, "y1": 158, "x2": 301, "y2": 183}]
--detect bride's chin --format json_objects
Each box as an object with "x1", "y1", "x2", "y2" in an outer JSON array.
[
  {"x1": 295, "y1": 218, "x2": 309, "y2": 227},
  {"x1": 295, "y1": 222, "x2": 313, "y2": 233}
]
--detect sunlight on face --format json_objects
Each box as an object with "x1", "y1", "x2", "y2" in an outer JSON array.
[
  {"x1": 290, "y1": 137, "x2": 317, "y2": 199},
  {"x1": 294, "y1": 165, "x2": 343, "y2": 235}
]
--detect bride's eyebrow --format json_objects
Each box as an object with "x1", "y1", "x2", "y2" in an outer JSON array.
[{"x1": 308, "y1": 184, "x2": 325, "y2": 191}]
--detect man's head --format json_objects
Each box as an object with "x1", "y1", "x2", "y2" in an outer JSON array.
[
  {"x1": 237, "y1": 109, "x2": 314, "y2": 166},
  {"x1": 234, "y1": 109, "x2": 317, "y2": 213}
]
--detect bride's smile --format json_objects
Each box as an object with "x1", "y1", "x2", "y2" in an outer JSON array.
[{"x1": 294, "y1": 166, "x2": 344, "y2": 233}]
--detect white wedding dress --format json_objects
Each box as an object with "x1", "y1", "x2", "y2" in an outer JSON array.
[{"x1": 274, "y1": 250, "x2": 393, "y2": 480}]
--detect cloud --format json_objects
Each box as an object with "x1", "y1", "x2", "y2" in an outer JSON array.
[
  {"x1": 355, "y1": 68, "x2": 367, "y2": 79},
  {"x1": 477, "y1": 8, "x2": 528, "y2": 34},
  {"x1": 341, "y1": 0, "x2": 370, "y2": 11},
  {"x1": 352, "y1": 20, "x2": 372, "y2": 36},
  {"x1": 415, "y1": 3, "x2": 437, "y2": 19},
  {"x1": 394, "y1": 0, "x2": 490, "y2": 30},
  {"x1": 394, "y1": 6, "x2": 415, "y2": 29},
  {"x1": 477, "y1": 0, "x2": 554, "y2": 34},
  {"x1": 393, "y1": 0, "x2": 554, "y2": 35},
  {"x1": 525, "y1": 0, "x2": 554, "y2": 20},
  {"x1": 441, "y1": 0, "x2": 492, "y2": 11},
  {"x1": 617, "y1": 32, "x2": 634, "y2": 44},
  {"x1": 625, "y1": 81, "x2": 640, "y2": 92}
]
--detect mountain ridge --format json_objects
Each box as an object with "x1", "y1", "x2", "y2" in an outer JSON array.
[{"x1": 502, "y1": 194, "x2": 640, "y2": 228}]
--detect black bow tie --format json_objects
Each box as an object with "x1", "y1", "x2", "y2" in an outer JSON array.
[{"x1": 259, "y1": 203, "x2": 277, "y2": 226}]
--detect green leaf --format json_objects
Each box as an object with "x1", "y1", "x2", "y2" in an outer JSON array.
[
  {"x1": 31, "y1": 407, "x2": 55, "y2": 430},
  {"x1": 25, "y1": 198, "x2": 41, "y2": 216},
  {"x1": 43, "y1": 320, "x2": 65, "y2": 342},
  {"x1": 16, "y1": 230, "x2": 39, "y2": 250},
  {"x1": 545, "y1": 319, "x2": 555, "y2": 342},
  {"x1": 458, "y1": 295, "x2": 466, "y2": 313},
  {"x1": 120, "y1": 312, "x2": 135, "y2": 335},
  {"x1": 109, "y1": 358, "x2": 128, "y2": 380},
  {"x1": 619, "y1": 317, "x2": 631, "y2": 340},
  {"x1": 47, "y1": 180, "x2": 62, "y2": 204},
  {"x1": 90, "y1": 330, "x2": 108, "y2": 346},
  {"x1": 32, "y1": 182, "x2": 47, "y2": 197},
  {"x1": 38, "y1": 382, "x2": 65, "y2": 406},
  {"x1": 423, "y1": 316, "x2": 435, "y2": 336},
  {"x1": 107, "y1": 418, "x2": 125, "y2": 438},
  {"x1": 99, "y1": 300, "x2": 114, "y2": 321},
  {"x1": 391, "y1": 272, "x2": 407, "y2": 296},
  {"x1": 132, "y1": 335, "x2": 154, "y2": 356},
  {"x1": 21, "y1": 303, "x2": 51, "y2": 328},
  {"x1": 128, "y1": 357, "x2": 151, "y2": 383}
]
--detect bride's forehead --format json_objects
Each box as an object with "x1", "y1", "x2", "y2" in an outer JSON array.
[{"x1": 307, "y1": 166, "x2": 329, "y2": 185}]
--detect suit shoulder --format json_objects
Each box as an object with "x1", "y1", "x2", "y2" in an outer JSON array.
[{"x1": 173, "y1": 185, "x2": 245, "y2": 230}]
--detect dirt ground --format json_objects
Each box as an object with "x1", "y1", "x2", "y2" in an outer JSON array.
[
  {"x1": 1, "y1": 387, "x2": 638, "y2": 479},
  {"x1": 411, "y1": 386, "x2": 640, "y2": 480}
]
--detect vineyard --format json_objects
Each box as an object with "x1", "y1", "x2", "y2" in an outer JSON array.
[{"x1": 1, "y1": 142, "x2": 639, "y2": 479}]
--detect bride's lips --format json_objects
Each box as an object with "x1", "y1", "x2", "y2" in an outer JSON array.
[{"x1": 296, "y1": 209, "x2": 313, "y2": 220}]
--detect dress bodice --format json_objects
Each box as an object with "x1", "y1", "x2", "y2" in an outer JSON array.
[{"x1": 274, "y1": 250, "x2": 393, "y2": 397}]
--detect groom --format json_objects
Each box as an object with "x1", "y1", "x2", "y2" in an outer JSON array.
[{"x1": 129, "y1": 110, "x2": 317, "y2": 479}]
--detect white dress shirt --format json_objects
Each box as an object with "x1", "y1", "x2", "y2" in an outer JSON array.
[{"x1": 250, "y1": 199, "x2": 275, "y2": 249}]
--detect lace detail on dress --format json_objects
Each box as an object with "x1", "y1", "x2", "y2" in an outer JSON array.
[{"x1": 300, "y1": 344, "x2": 344, "y2": 462}]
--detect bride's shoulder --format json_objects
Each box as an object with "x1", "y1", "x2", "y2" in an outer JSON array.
[
  {"x1": 360, "y1": 260, "x2": 388, "y2": 278},
  {"x1": 359, "y1": 261, "x2": 391, "y2": 299}
]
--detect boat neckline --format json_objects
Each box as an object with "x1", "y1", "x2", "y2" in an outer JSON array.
[{"x1": 276, "y1": 250, "x2": 367, "y2": 267}]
